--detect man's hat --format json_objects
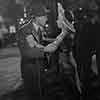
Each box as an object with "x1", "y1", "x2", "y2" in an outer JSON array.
[{"x1": 27, "y1": 3, "x2": 50, "y2": 17}]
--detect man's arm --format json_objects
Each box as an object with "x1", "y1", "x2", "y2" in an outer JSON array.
[
  {"x1": 43, "y1": 30, "x2": 68, "y2": 53},
  {"x1": 26, "y1": 28, "x2": 68, "y2": 53},
  {"x1": 42, "y1": 36, "x2": 56, "y2": 42},
  {"x1": 26, "y1": 32, "x2": 65, "y2": 53}
]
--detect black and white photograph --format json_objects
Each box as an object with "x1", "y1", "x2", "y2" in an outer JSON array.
[{"x1": 0, "y1": 0, "x2": 100, "y2": 100}]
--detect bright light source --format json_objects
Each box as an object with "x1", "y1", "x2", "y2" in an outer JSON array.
[
  {"x1": 20, "y1": 18, "x2": 24, "y2": 22},
  {"x1": 79, "y1": 7, "x2": 82, "y2": 11},
  {"x1": 45, "y1": 24, "x2": 48, "y2": 28}
]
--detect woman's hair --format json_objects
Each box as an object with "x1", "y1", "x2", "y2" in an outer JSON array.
[{"x1": 64, "y1": 10, "x2": 74, "y2": 23}]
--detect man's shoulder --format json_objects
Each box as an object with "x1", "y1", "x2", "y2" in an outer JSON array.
[{"x1": 19, "y1": 19, "x2": 33, "y2": 31}]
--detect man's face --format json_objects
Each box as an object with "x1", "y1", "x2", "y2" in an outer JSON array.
[{"x1": 38, "y1": 16, "x2": 48, "y2": 26}]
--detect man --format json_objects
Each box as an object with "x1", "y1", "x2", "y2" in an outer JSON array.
[{"x1": 17, "y1": 4, "x2": 52, "y2": 100}]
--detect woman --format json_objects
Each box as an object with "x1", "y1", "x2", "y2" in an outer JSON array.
[{"x1": 55, "y1": 2, "x2": 80, "y2": 100}]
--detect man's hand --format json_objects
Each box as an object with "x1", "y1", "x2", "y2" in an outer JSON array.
[
  {"x1": 26, "y1": 34, "x2": 37, "y2": 48},
  {"x1": 44, "y1": 43, "x2": 58, "y2": 53}
]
